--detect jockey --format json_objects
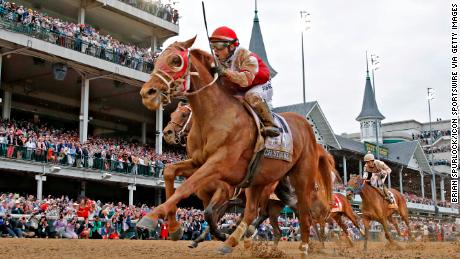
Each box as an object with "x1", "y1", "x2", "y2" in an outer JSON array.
[
  {"x1": 362, "y1": 153, "x2": 395, "y2": 205},
  {"x1": 209, "y1": 26, "x2": 280, "y2": 137}
]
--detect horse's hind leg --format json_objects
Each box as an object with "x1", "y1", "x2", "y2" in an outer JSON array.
[
  {"x1": 219, "y1": 185, "x2": 265, "y2": 254},
  {"x1": 387, "y1": 216, "x2": 401, "y2": 238},
  {"x1": 290, "y1": 159, "x2": 317, "y2": 256},
  {"x1": 267, "y1": 199, "x2": 284, "y2": 247},
  {"x1": 333, "y1": 214, "x2": 353, "y2": 247},
  {"x1": 362, "y1": 217, "x2": 370, "y2": 251},
  {"x1": 399, "y1": 206, "x2": 413, "y2": 241},
  {"x1": 381, "y1": 219, "x2": 400, "y2": 248}
]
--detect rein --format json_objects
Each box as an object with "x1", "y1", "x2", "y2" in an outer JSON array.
[{"x1": 152, "y1": 46, "x2": 219, "y2": 104}]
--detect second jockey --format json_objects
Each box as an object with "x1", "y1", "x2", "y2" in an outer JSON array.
[
  {"x1": 362, "y1": 153, "x2": 396, "y2": 208},
  {"x1": 209, "y1": 26, "x2": 280, "y2": 137}
]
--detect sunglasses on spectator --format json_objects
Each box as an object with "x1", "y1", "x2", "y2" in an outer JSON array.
[{"x1": 210, "y1": 41, "x2": 230, "y2": 51}]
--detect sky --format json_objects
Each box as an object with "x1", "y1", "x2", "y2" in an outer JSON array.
[{"x1": 163, "y1": 0, "x2": 451, "y2": 134}]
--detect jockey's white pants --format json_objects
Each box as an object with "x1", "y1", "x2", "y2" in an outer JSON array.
[
  {"x1": 245, "y1": 80, "x2": 273, "y2": 109},
  {"x1": 370, "y1": 173, "x2": 383, "y2": 187}
]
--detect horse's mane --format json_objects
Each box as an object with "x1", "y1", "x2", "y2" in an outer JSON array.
[{"x1": 189, "y1": 49, "x2": 240, "y2": 96}]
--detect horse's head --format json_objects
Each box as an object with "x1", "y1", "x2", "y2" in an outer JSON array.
[
  {"x1": 346, "y1": 174, "x2": 362, "y2": 200},
  {"x1": 140, "y1": 36, "x2": 197, "y2": 110},
  {"x1": 163, "y1": 101, "x2": 192, "y2": 145}
]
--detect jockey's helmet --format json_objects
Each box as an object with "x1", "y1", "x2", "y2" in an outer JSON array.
[
  {"x1": 209, "y1": 26, "x2": 239, "y2": 47},
  {"x1": 364, "y1": 153, "x2": 375, "y2": 162}
]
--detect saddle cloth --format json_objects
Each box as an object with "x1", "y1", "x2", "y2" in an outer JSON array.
[
  {"x1": 331, "y1": 193, "x2": 343, "y2": 213},
  {"x1": 263, "y1": 113, "x2": 293, "y2": 162}
]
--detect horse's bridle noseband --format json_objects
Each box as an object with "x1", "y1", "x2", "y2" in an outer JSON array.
[
  {"x1": 151, "y1": 46, "x2": 219, "y2": 105},
  {"x1": 168, "y1": 105, "x2": 193, "y2": 146}
]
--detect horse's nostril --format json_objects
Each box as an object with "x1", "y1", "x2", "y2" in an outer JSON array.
[
  {"x1": 167, "y1": 130, "x2": 173, "y2": 135},
  {"x1": 147, "y1": 88, "x2": 157, "y2": 96}
]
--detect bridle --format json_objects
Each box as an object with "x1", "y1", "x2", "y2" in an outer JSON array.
[
  {"x1": 346, "y1": 177, "x2": 366, "y2": 199},
  {"x1": 151, "y1": 45, "x2": 219, "y2": 105},
  {"x1": 167, "y1": 105, "x2": 193, "y2": 146}
]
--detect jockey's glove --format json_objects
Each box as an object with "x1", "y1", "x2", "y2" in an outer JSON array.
[{"x1": 210, "y1": 65, "x2": 225, "y2": 77}]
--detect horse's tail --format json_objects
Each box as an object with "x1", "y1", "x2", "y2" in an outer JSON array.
[{"x1": 317, "y1": 146, "x2": 333, "y2": 203}]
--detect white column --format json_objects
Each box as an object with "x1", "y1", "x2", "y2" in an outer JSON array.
[
  {"x1": 399, "y1": 167, "x2": 403, "y2": 194},
  {"x1": 80, "y1": 181, "x2": 86, "y2": 197},
  {"x1": 342, "y1": 156, "x2": 347, "y2": 184},
  {"x1": 155, "y1": 107, "x2": 163, "y2": 154},
  {"x1": 151, "y1": 35, "x2": 158, "y2": 53},
  {"x1": 142, "y1": 122, "x2": 147, "y2": 145},
  {"x1": 78, "y1": 7, "x2": 85, "y2": 24},
  {"x1": 420, "y1": 171, "x2": 425, "y2": 198},
  {"x1": 79, "y1": 78, "x2": 89, "y2": 144},
  {"x1": 128, "y1": 184, "x2": 136, "y2": 206},
  {"x1": 431, "y1": 175, "x2": 437, "y2": 202},
  {"x1": 2, "y1": 55, "x2": 12, "y2": 120},
  {"x1": 387, "y1": 171, "x2": 391, "y2": 188},
  {"x1": 358, "y1": 160, "x2": 363, "y2": 178},
  {"x1": 440, "y1": 177, "x2": 445, "y2": 202},
  {"x1": 35, "y1": 175, "x2": 47, "y2": 201},
  {"x1": 155, "y1": 188, "x2": 162, "y2": 206}
]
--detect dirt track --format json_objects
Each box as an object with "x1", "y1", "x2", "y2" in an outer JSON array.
[{"x1": 0, "y1": 239, "x2": 458, "y2": 259}]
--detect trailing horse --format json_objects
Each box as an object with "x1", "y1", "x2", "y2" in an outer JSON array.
[
  {"x1": 139, "y1": 37, "x2": 331, "y2": 256},
  {"x1": 347, "y1": 175, "x2": 412, "y2": 250}
]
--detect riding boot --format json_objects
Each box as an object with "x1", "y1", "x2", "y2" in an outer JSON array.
[
  {"x1": 382, "y1": 186, "x2": 393, "y2": 203},
  {"x1": 251, "y1": 100, "x2": 280, "y2": 137}
]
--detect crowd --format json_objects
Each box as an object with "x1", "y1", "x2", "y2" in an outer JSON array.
[
  {"x1": 429, "y1": 159, "x2": 451, "y2": 167},
  {"x1": 0, "y1": 192, "x2": 458, "y2": 242},
  {"x1": 0, "y1": 118, "x2": 186, "y2": 177},
  {"x1": 120, "y1": 0, "x2": 179, "y2": 24},
  {"x1": 423, "y1": 144, "x2": 450, "y2": 154},
  {"x1": 403, "y1": 193, "x2": 458, "y2": 209},
  {"x1": 413, "y1": 129, "x2": 451, "y2": 145},
  {"x1": 0, "y1": 0, "x2": 158, "y2": 73}
]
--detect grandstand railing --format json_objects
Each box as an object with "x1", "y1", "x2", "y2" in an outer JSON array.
[
  {"x1": 0, "y1": 17, "x2": 154, "y2": 73},
  {"x1": 0, "y1": 143, "x2": 178, "y2": 179},
  {"x1": 119, "y1": 0, "x2": 178, "y2": 24}
]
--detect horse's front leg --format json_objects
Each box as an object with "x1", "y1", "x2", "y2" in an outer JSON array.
[
  {"x1": 137, "y1": 159, "x2": 197, "y2": 237},
  {"x1": 140, "y1": 158, "x2": 223, "y2": 240},
  {"x1": 219, "y1": 185, "x2": 265, "y2": 254}
]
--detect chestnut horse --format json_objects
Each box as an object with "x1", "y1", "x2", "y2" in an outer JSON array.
[
  {"x1": 347, "y1": 175, "x2": 411, "y2": 250},
  {"x1": 250, "y1": 144, "x2": 362, "y2": 248},
  {"x1": 139, "y1": 37, "x2": 331, "y2": 255}
]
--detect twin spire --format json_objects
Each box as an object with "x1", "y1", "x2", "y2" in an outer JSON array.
[{"x1": 249, "y1": 0, "x2": 277, "y2": 78}]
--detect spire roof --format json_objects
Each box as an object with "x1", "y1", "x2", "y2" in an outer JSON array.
[
  {"x1": 356, "y1": 71, "x2": 385, "y2": 121},
  {"x1": 249, "y1": 0, "x2": 277, "y2": 78}
]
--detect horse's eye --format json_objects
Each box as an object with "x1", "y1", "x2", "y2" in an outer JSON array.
[
  {"x1": 170, "y1": 55, "x2": 182, "y2": 67},
  {"x1": 182, "y1": 113, "x2": 187, "y2": 118}
]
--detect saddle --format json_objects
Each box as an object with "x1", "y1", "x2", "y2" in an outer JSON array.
[{"x1": 236, "y1": 100, "x2": 293, "y2": 188}]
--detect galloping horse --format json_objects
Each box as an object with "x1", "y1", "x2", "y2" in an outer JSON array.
[
  {"x1": 166, "y1": 102, "x2": 360, "y2": 250},
  {"x1": 139, "y1": 37, "x2": 331, "y2": 255},
  {"x1": 347, "y1": 175, "x2": 411, "y2": 250},
  {"x1": 250, "y1": 144, "x2": 362, "y2": 248}
]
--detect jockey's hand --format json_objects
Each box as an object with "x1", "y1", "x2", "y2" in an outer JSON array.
[{"x1": 210, "y1": 66, "x2": 225, "y2": 77}]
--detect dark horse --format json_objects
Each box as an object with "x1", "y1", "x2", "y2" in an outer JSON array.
[
  {"x1": 347, "y1": 175, "x2": 412, "y2": 250},
  {"x1": 139, "y1": 37, "x2": 332, "y2": 256}
]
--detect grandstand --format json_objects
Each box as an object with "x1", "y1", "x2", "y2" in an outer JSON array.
[{"x1": 0, "y1": 0, "x2": 183, "y2": 205}]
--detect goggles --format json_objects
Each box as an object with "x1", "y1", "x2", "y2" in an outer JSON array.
[{"x1": 210, "y1": 41, "x2": 230, "y2": 50}]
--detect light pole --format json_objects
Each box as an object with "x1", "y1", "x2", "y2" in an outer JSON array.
[
  {"x1": 300, "y1": 11, "x2": 310, "y2": 105},
  {"x1": 367, "y1": 51, "x2": 381, "y2": 159},
  {"x1": 427, "y1": 87, "x2": 437, "y2": 211}
]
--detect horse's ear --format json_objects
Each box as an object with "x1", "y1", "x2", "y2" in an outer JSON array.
[
  {"x1": 182, "y1": 35, "x2": 197, "y2": 49},
  {"x1": 178, "y1": 101, "x2": 185, "y2": 107}
]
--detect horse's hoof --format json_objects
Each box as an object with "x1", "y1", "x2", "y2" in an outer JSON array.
[
  {"x1": 243, "y1": 239, "x2": 253, "y2": 250},
  {"x1": 188, "y1": 241, "x2": 198, "y2": 249},
  {"x1": 218, "y1": 245, "x2": 233, "y2": 255},
  {"x1": 136, "y1": 216, "x2": 158, "y2": 231},
  {"x1": 169, "y1": 226, "x2": 184, "y2": 241}
]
